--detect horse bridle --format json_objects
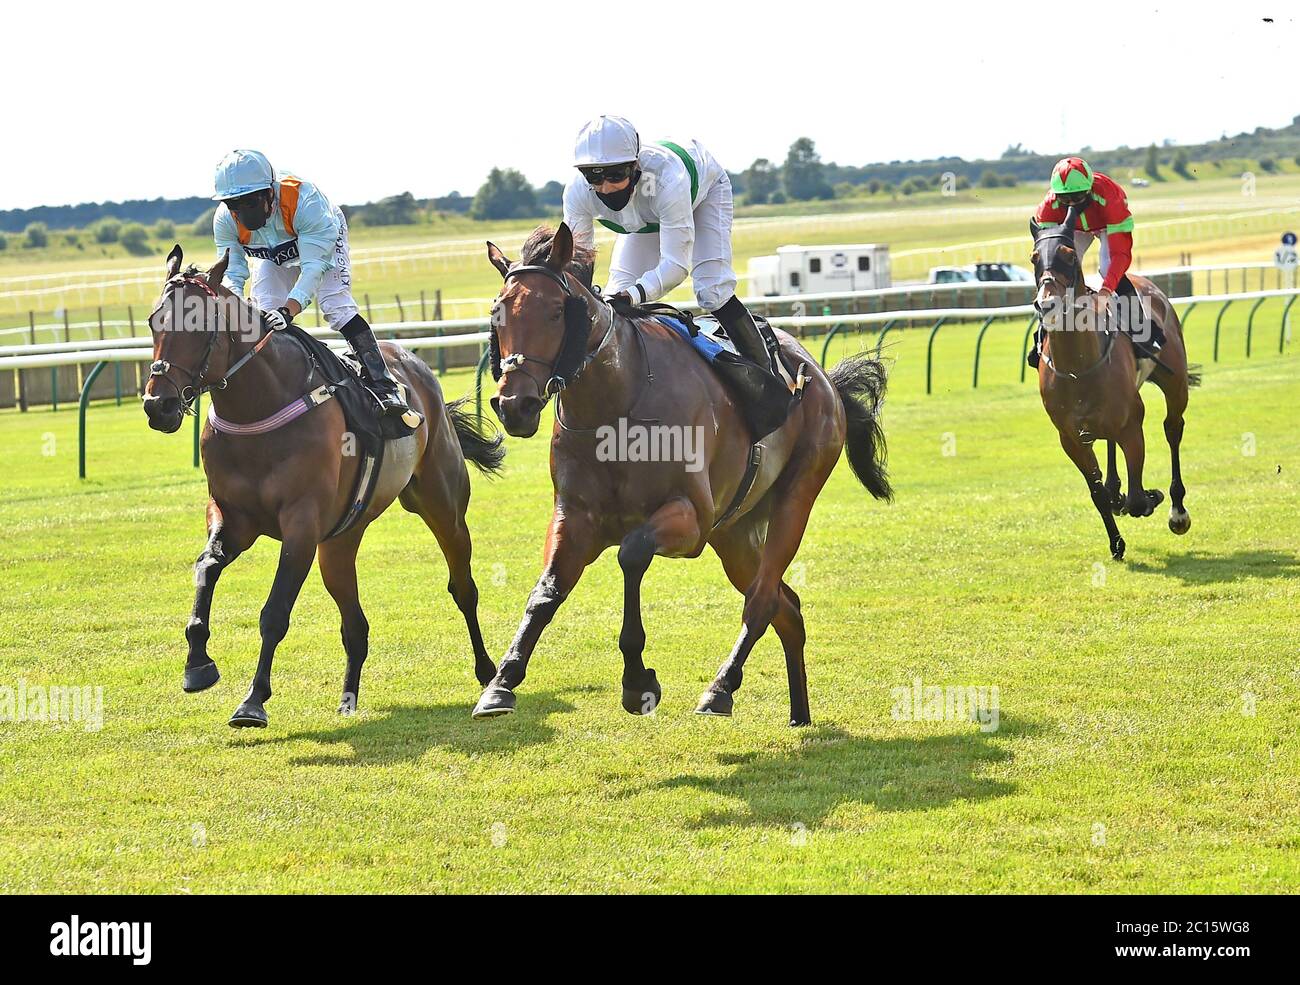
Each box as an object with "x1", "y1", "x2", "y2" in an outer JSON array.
[
  {"x1": 1032, "y1": 226, "x2": 1116, "y2": 381},
  {"x1": 147, "y1": 274, "x2": 274, "y2": 414},
  {"x1": 491, "y1": 264, "x2": 614, "y2": 403}
]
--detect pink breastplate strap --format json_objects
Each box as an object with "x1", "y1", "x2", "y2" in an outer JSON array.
[{"x1": 208, "y1": 384, "x2": 334, "y2": 436}]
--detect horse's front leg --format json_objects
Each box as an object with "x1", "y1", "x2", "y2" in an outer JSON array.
[
  {"x1": 472, "y1": 510, "x2": 599, "y2": 719},
  {"x1": 617, "y1": 497, "x2": 702, "y2": 716},
  {"x1": 229, "y1": 504, "x2": 323, "y2": 728},
  {"x1": 1118, "y1": 403, "x2": 1164, "y2": 519},
  {"x1": 1104, "y1": 440, "x2": 1124, "y2": 513},
  {"x1": 1058, "y1": 432, "x2": 1125, "y2": 561},
  {"x1": 184, "y1": 500, "x2": 255, "y2": 693}
]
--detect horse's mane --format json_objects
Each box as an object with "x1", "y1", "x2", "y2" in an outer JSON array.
[{"x1": 520, "y1": 226, "x2": 596, "y2": 287}]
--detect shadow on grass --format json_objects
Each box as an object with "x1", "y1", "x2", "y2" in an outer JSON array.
[
  {"x1": 236, "y1": 692, "x2": 577, "y2": 766},
  {"x1": 647, "y1": 717, "x2": 1038, "y2": 829},
  {"x1": 1127, "y1": 549, "x2": 1300, "y2": 585}
]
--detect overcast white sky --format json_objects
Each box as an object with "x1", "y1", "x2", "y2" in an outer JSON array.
[{"x1": 0, "y1": 2, "x2": 1294, "y2": 210}]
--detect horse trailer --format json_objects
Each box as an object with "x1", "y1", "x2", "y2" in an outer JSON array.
[{"x1": 746, "y1": 244, "x2": 891, "y2": 296}]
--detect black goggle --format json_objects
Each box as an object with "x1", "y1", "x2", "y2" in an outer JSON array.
[{"x1": 579, "y1": 163, "x2": 635, "y2": 186}]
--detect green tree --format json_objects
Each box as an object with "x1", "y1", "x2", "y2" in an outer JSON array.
[
  {"x1": 537, "y1": 180, "x2": 565, "y2": 209},
  {"x1": 979, "y1": 169, "x2": 1001, "y2": 188},
  {"x1": 1258, "y1": 156, "x2": 1277, "y2": 173},
  {"x1": 470, "y1": 169, "x2": 539, "y2": 221},
  {"x1": 24, "y1": 222, "x2": 49, "y2": 248},
  {"x1": 192, "y1": 206, "x2": 217, "y2": 236},
  {"x1": 1145, "y1": 143, "x2": 1161, "y2": 180},
  {"x1": 120, "y1": 222, "x2": 152, "y2": 256},
  {"x1": 153, "y1": 219, "x2": 176, "y2": 240},
  {"x1": 92, "y1": 217, "x2": 121, "y2": 244},
  {"x1": 0, "y1": 233, "x2": 8, "y2": 251},
  {"x1": 1172, "y1": 148, "x2": 1192, "y2": 179},
  {"x1": 358, "y1": 192, "x2": 419, "y2": 226},
  {"x1": 742, "y1": 158, "x2": 780, "y2": 205},
  {"x1": 782, "y1": 138, "x2": 833, "y2": 201}
]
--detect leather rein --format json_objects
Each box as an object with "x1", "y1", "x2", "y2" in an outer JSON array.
[{"x1": 147, "y1": 274, "x2": 277, "y2": 415}]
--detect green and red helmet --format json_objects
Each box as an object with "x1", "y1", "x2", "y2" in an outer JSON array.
[{"x1": 1051, "y1": 157, "x2": 1094, "y2": 197}]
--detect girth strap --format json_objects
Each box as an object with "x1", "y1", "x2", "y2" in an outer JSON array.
[{"x1": 712, "y1": 444, "x2": 763, "y2": 531}]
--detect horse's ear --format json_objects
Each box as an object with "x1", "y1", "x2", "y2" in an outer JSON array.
[
  {"x1": 487, "y1": 241, "x2": 512, "y2": 279},
  {"x1": 1062, "y1": 205, "x2": 1078, "y2": 233},
  {"x1": 1029, "y1": 218, "x2": 1040, "y2": 238},
  {"x1": 208, "y1": 249, "x2": 230, "y2": 290},
  {"x1": 549, "y1": 222, "x2": 574, "y2": 272},
  {"x1": 165, "y1": 244, "x2": 183, "y2": 280}
]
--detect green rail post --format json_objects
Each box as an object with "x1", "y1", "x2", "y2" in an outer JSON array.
[
  {"x1": 1212, "y1": 300, "x2": 1235, "y2": 363},
  {"x1": 819, "y1": 323, "x2": 847, "y2": 367},
  {"x1": 114, "y1": 363, "x2": 122, "y2": 406},
  {"x1": 875, "y1": 318, "x2": 898, "y2": 357},
  {"x1": 1281, "y1": 295, "x2": 1298, "y2": 354},
  {"x1": 1179, "y1": 302, "x2": 1196, "y2": 331},
  {"x1": 51, "y1": 367, "x2": 58, "y2": 412},
  {"x1": 78, "y1": 360, "x2": 108, "y2": 479},
  {"x1": 1019, "y1": 316, "x2": 1038, "y2": 382},
  {"x1": 437, "y1": 328, "x2": 447, "y2": 376},
  {"x1": 475, "y1": 345, "x2": 491, "y2": 424},
  {"x1": 925, "y1": 317, "x2": 949, "y2": 394},
  {"x1": 193, "y1": 392, "x2": 202, "y2": 468},
  {"x1": 1245, "y1": 296, "x2": 1267, "y2": 359},
  {"x1": 971, "y1": 316, "x2": 997, "y2": 388}
]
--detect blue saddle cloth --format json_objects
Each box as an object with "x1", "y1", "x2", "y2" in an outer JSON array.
[{"x1": 657, "y1": 315, "x2": 728, "y2": 363}]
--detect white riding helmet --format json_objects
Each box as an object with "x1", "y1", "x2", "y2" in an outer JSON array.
[
  {"x1": 573, "y1": 116, "x2": 640, "y2": 168},
  {"x1": 212, "y1": 149, "x2": 275, "y2": 201}
]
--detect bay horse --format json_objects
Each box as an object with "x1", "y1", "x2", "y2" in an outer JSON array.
[
  {"x1": 142, "y1": 246, "x2": 503, "y2": 728},
  {"x1": 474, "y1": 223, "x2": 892, "y2": 727},
  {"x1": 1031, "y1": 208, "x2": 1196, "y2": 560}
]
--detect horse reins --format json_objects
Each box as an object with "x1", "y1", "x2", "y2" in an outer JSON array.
[{"x1": 147, "y1": 274, "x2": 279, "y2": 415}]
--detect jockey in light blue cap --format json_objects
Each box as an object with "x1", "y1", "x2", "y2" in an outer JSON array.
[{"x1": 210, "y1": 149, "x2": 413, "y2": 420}]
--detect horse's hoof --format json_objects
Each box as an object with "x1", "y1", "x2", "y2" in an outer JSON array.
[
  {"x1": 621, "y1": 668, "x2": 661, "y2": 715},
  {"x1": 338, "y1": 692, "x2": 357, "y2": 716},
  {"x1": 1111, "y1": 537, "x2": 1126, "y2": 561},
  {"x1": 694, "y1": 689, "x2": 734, "y2": 718},
  {"x1": 472, "y1": 686, "x2": 516, "y2": 720},
  {"x1": 183, "y1": 660, "x2": 220, "y2": 693},
  {"x1": 228, "y1": 702, "x2": 268, "y2": 729},
  {"x1": 790, "y1": 715, "x2": 812, "y2": 728},
  {"x1": 1168, "y1": 509, "x2": 1191, "y2": 535}
]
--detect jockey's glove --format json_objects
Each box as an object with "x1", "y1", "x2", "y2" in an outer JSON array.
[{"x1": 263, "y1": 307, "x2": 294, "y2": 331}]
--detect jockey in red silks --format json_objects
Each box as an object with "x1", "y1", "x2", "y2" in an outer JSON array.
[{"x1": 1028, "y1": 157, "x2": 1160, "y2": 368}]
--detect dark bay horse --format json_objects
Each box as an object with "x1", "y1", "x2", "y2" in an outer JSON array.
[
  {"x1": 475, "y1": 223, "x2": 892, "y2": 726},
  {"x1": 1031, "y1": 208, "x2": 1196, "y2": 560},
  {"x1": 143, "y1": 246, "x2": 503, "y2": 727}
]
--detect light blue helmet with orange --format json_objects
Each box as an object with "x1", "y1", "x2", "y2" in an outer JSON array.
[{"x1": 212, "y1": 150, "x2": 275, "y2": 201}]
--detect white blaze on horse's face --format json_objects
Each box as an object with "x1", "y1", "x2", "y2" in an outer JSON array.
[{"x1": 1037, "y1": 274, "x2": 1067, "y2": 331}]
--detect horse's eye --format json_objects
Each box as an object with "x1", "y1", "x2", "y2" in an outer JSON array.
[{"x1": 1031, "y1": 251, "x2": 1040, "y2": 264}]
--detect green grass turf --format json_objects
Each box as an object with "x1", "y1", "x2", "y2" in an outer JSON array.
[{"x1": 0, "y1": 301, "x2": 1296, "y2": 893}]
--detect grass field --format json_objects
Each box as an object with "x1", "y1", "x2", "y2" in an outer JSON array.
[{"x1": 0, "y1": 313, "x2": 1296, "y2": 892}]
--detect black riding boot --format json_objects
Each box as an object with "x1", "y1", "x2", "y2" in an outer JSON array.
[
  {"x1": 712, "y1": 296, "x2": 794, "y2": 440},
  {"x1": 340, "y1": 315, "x2": 414, "y2": 420}
]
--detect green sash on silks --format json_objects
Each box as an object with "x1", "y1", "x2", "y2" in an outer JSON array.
[{"x1": 597, "y1": 141, "x2": 699, "y2": 235}]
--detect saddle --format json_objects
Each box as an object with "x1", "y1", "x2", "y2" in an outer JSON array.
[
  {"x1": 282, "y1": 326, "x2": 415, "y2": 538},
  {"x1": 617, "y1": 300, "x2": 805, "y2": 441}
]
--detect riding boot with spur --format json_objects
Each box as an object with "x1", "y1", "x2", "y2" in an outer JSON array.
[
  {"x1": 340, "y1": 314, "x2": 421, "y2": 424},
  {"x1": 712, "y1": 295, "x2": 797, "y2": 440}
]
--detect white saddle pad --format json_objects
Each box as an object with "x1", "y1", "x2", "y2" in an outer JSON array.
[{"x1": 692, "y1": 315, "x2": 740, "y2": 357}]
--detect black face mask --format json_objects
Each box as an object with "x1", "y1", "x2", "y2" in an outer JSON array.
[
  {"x1": 595, "y1": 170, "x2": 639, "y2": 211},
  {"x1": 228, "y1": 190, "x2": 273, "y2": 230}
]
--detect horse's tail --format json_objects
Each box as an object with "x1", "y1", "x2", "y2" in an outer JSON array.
[
  {"x1": 1187, "y1": 363, "x2": 1203, "y2": 388},
  {"x1": 446, "y1": 396, "x2": 506, "y2": 476},
  {"x1": 828, "y1": 353, "x2": 893, "y2": 502}
]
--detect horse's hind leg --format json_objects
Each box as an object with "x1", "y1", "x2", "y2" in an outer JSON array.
[
  {"x1": 709, "y1": 519, "x2": 810, "y2": 726},
  {"x1": 616, "y1": 497, "x2": 701, "y2": 716},
  {"x1": 1160, "y1": 380, "x2": 1191, "y2": 535},
  {"x1": 318, "y1": 530, "x2": 370, "y2": 714},
  {"x1": 401, "y1": 470, "x2": 496, "y2": 687},
  {"x1": 1059, "y1": 433, "x2": 1126, "y2": 560},
  {"x1": 184, "y1": 500, "x2": 255, "y2": 693}
]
